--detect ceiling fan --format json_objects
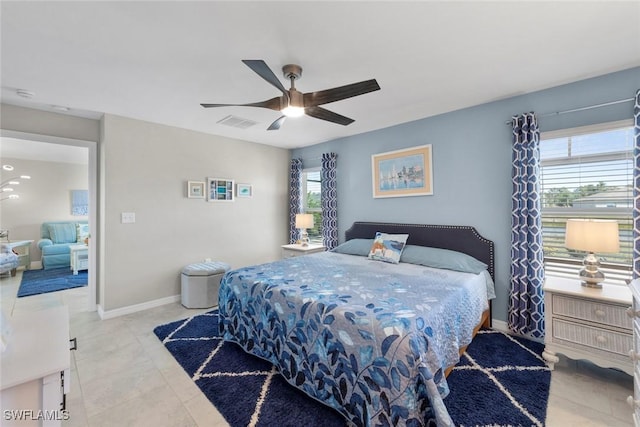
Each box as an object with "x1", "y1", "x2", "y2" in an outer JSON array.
[{"x1": 201, "y1": 60, "x2": 380, "y2": 130}]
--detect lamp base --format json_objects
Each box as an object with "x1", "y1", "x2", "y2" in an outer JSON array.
[
  {"x1": 579, "y1": 252, "x2": 605, "y2": 288},
  {"x1": 299, "y1": 230, "x2": 309, "y2": 247}
]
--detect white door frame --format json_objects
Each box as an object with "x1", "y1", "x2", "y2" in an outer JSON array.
[{"x1": 0, "y1": 130, "x2": 98, "y2": 311}]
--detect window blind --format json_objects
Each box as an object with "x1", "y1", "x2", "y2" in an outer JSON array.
[{"x1": 540, "y1": 123, "x2": 634, "y2": 285}]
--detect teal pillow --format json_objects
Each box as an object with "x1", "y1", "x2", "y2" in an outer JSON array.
[
  {"x1": 400, "y1": 245, "x2": 487, "y2": 274},
  {"x1": 47, "y1": 223, "x2": 77, "y2": 244},
  {"x1": 367, "y1": 232, "x2": 409, "y2": 264},
  {"x1": 331, "y1": 239, "x2": 374, "y2": 256}
]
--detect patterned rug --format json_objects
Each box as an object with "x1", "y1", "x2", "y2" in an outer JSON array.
[
  {"x1": 154, "y1": 311, "x2": 550, "y2": 427},
  {"x1": 17, "y1": 267, "x2": 87, "y2": 297}
]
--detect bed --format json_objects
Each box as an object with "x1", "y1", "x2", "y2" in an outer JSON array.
[{"x1": 218, "y1": 222, "x2": 495, "y2": 427}]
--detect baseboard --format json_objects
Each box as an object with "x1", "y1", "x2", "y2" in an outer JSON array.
[
  {"x1": 491, "y1": 319, "x2": 509, "y2": 333},
  {"x1": 490, "y1": 319, "x2": 544, "y2": 344},
  {"x1": 97, "y1": 294, "x2": 181, "y2": 320}
]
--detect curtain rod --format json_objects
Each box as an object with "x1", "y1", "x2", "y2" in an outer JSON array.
[{"x1": 504, "y1": 97, "x2": 634, "y2": 125}]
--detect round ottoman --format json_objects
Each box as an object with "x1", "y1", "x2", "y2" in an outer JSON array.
[{"x1": 180, "y1": 261, "x2": 230, "y2": 309}]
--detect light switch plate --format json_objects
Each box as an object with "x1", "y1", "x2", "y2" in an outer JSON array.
[{"x1": 121, "y1": 212, "x2": 136, "y2": 224}]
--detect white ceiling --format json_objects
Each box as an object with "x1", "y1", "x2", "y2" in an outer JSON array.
[{"x1": 1, "y1": 1, "x2": 639, "y2": 150}]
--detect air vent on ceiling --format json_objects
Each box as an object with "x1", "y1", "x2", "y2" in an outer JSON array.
[{"x1": 216, "y1": 115, "x2": 258, "y2": 130}]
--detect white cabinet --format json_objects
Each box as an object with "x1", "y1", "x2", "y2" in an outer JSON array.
[
  {"x1": 281, "y1": 244, "x2": 325, "y2": 259},
  {"x1": 0, "y1": 306, "x2": 71, "y2": 426},
  {"x1": 628, "y1": 278, "x2": 640, "y2": 426},
  {"x1": 69, "y1": 244, "x2": 88, "y2": 275},
  {"x1": 542, "y1": 276, "x2": 633, "y2": 375}
]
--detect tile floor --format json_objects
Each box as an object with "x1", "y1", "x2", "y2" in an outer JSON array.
[{"x1": 0, "y1": 269, "x2": 635, "y2": 426}]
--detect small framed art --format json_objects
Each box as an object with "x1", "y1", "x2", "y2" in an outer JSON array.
[
  {"x1": 372, "y1": 144, "x2": 433, "y2": 198},
  {"x1": 207, "y1": 178, "x2": 235, "y2": 202},
  {"x1": 187, "y1": 181, "x2": 205, "y2": 199},
  {"x1": 237, "y1": 183, "x2": 253, "y2": 198}
]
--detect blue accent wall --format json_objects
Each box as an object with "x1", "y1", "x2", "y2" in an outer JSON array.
[{"x1": 292, "y1": 67, "x2": 640, "y2": 324}]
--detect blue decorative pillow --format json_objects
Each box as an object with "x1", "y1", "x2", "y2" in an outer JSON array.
[
  {"x1": 47, "y1": 223, "x2": 77, "y2": 244},
  {"x1": 400, "y1": 245, "x2": 488, "y2": 274},
  {"x1": 76, "y1": 223, "x2": 90, "y2": 243},
  {"x1": 331, "y1": 239, "x2": 374, "y2": 256},
  {"x1": 367, "y1": 232, "x2": 409, "y2": 264}
]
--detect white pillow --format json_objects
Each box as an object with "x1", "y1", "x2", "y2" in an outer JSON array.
[{"x1": 367, "y1": 232, "x2": 409, "y2": 264}]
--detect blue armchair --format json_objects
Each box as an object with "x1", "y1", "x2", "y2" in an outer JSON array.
[{"x1": 37, "y1": 221, "x2": 89, "y2": 270}]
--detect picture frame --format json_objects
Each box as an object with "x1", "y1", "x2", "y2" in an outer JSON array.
[
  {"x1": 237, "y1": 183, "x2": 253, "y2": 198},
  {"x1": 372, "y1": 144, "x2": 433, "y2": 198},
  {"x1": 187, "y1": 181, "x2": 205, "y2": 199},
  {"x1": 207, "y1": 177, "x2": 235, "y2": 202}
]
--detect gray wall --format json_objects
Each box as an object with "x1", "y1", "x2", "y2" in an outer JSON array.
[
  {"x1": 0, "y1": 157, "x2": 88, "y2": 262},
  {"x1": 0, "y1": 104, "x2": 100, "y2": 142},
  {"x1": 99, "y1": 114, "x2": 289, "y2": 311},
  {"x1": 292, "y1": 66, "x2": 640, "y2": 324}
]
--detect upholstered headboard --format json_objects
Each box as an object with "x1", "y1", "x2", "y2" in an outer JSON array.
[{"x1": 344, "y1": 221, "x2": 495, "y2": 280}]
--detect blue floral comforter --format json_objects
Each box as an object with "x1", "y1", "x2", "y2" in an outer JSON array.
[{"x1": 218, "y1": 251, "x2": 492, "y2": 427}]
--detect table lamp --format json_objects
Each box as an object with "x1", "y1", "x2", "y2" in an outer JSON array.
[
  {"x1": 564, "y1": 219, "x2": 620, "y2": 288},
  {"x1": 295, "y1": 214, "x2": 314, "y2": 246}
]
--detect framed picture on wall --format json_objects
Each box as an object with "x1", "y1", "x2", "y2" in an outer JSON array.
[
  {"x1": 207, "y1": 177, "x2": 235, "y2": 202},
  {"x1": 372, "y1": 144, "x2": 433, "y2": 198},
  {"x1": 237, "y1": 183, "x2": 252, "y2": 198},
  {"x1": 70, "y1": 189, "x2": 89, "y2": 215},
  {"x1": 187, "y1": 181, "x2": 205, "y2": 199}
]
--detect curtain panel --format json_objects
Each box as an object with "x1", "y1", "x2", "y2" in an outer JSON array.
[
  {"x1": 508, "y1": 113, "x2": 546, "y2": 338},
  {"x1": 289, "y1": 158, "x2": 303, "y2": 244},
  {"x1": 321, "y1": 153, "x2": 338, "y2": 250},
  {"x1": 634, "y1": 89, "x2": 640, "y2": 278}
]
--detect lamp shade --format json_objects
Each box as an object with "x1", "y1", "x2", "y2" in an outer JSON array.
[
  {"x1": 565, "y1": 219, "x2": 620, "y2": 253},
  {"x1": 295, "y1": 213, "x2": 314, "y2": 229}
]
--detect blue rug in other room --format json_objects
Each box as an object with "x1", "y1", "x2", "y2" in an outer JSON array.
[
  {"x1": 154, "y1": 311, "x2": 551, "y2": 427},
  {"x1": 17, "y1": 267, "x2": 88, "y2": 297}
]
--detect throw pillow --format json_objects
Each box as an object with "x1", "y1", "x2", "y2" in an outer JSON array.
[
  {"x1": 367, "y1": 232, "x2": 409, "y2": 264},
  {"x1": 76, "y1": 223, "x2": 90, "y2": 243},
  {"x1": 47, "y1": 223, "x2": 77, "y2": 244},
  {"x1": 331, "y1": 239, "x2": 374, "y2": 257},
  {"x1": 399, "y1": 245, "x2": 488, "y2": 274}
]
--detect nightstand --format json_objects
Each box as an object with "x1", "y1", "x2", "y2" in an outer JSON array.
[
  {"x1": 281, "y1": 243, "x2": 325, "y2": 259},
  {"x1": 543, "y1": 276, "x2": 633, "y2": 375},
  {"x1": 627, "y1": 279, "x2": 640, "y2": 424}
]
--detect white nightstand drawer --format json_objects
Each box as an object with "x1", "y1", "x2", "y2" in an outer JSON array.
[
  {"x1": 552, "y1": 294, "x2": 632, "y2": 330},
  {"x1": 281, "y1": 244, "x2": 325, "y2": 259},
  {"x1": 552, "y1": 318, "x2": 632, "y2": 356}
]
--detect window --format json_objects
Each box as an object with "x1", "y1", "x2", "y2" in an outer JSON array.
[
  {"x1": 540, "y1": 120, "x2": 634, "y2": 285},
  {"x1": 302, "y1": 169, "x2": 323, "y2": 243}
]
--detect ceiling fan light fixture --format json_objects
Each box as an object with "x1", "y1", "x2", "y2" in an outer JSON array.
[{"x1": 282, "y1": 105, "x2": 305, "y2": 118}]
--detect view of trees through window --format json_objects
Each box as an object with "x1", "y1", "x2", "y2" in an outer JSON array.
[
  {"x1": 303, "y1": 170, "x2": 322, "y2": 243},
  {"x1": 540, "y1": 123, "x2": 634, "y2": 284}
]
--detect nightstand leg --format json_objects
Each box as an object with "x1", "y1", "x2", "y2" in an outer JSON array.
[{"x1": 542, "y1": 348, "x2": 559, "y2": 370}]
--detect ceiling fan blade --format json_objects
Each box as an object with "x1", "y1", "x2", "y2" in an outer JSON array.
[
  {"x1": 305, "y1": 107, "x2": 354, "y2": 126},
  {"x1": 201, "y1": 96, "x2": 282, "y2": 111},
  {"x1": 303, "y1": 79, "x2": 380, "y2": 107},
  {"x1": 242, "y1": 60, "x2": 288, "y2": 95},
  {"x1": 267, "y1": 116, "x2": 286, "y2": 131}
]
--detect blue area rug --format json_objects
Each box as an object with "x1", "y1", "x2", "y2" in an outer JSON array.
[
  {"x1": 17, "y1": 267, "x2": 87, "y2": 297},
  {"x1": 154, "y1": 311, "x2": 550, "y2": 427}
]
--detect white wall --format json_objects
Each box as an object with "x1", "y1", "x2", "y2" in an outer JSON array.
[
  {"x1": 99, "y1": 114, "x2": 289, "y2": 311},
  {"x1": 0, "y1": 157, "x2": 89, "y2": 262}
]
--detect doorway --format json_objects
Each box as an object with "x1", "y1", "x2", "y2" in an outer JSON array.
[{"x1": 0, "y1": 131, "x2": 97, "y2": 311}]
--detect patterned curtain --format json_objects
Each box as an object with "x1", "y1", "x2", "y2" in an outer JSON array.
[
  {"x1": 289, "y1": 158, "x2": 303, "y2": 244},
  {"x1": 634, "y1": 89, "x2": 640, "y2": 279},
  {"x1": 508, "y1": 113, "x2": 545, "y2": 338},
  {"x1": 321, "y1": 153, "x2": 338, "y2": 250}
]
